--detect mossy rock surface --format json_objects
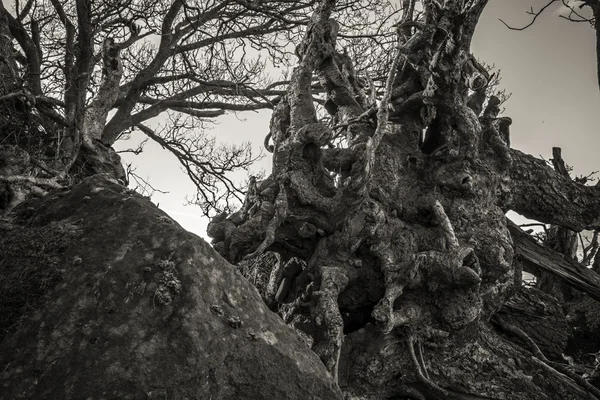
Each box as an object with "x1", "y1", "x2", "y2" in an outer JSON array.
[{"x1": 0, "y1": 176, "x2": 342, "y2": 400}]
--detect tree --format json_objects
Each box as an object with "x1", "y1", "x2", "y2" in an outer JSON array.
[
  {"x1": 4, "y1": 0, "x2": 600, "y2": 398},
  {"x1": 0, "y1": 0, "x2": 395, "y2": 215},
  {"x1": 207, "y1": 0, "x2": 600, "y2": 398}
]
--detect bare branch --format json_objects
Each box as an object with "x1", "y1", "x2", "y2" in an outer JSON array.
[
  {"x1": 135, "y1": 121, "x2": 259, "y2": 215},
  {"x1": 499, "y1": 1, "x2": 558, "y2": 31}
]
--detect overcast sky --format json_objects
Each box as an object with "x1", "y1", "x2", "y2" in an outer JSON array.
[{"x1": 6, "y1": 0, "x2": 598, "y2": 239}]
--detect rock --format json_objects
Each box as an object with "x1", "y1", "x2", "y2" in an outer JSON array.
[{"x1": 0, "y1": 175, "x2": 342, "y2": 400}]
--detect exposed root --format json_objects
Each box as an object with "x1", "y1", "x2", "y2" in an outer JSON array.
[
  {"x1": 265, "y1": 252, "x2": 284, "y2": 305},
  {"x1": 275, "y1": 258, "x2": 304, "y2": 303},
  {"x1": 531, "y1": 357, "x2": 600, "y2": 400},
  {"x1": 244, "y1": 182, "x2": 287, "y2": 260},
  {"x1": 396, "y1": 385, "x2": 427, "y2": 400},
  {"x1": 432, "y1": 200, "x2": 459, "y2": 249},
  {"x1": 381, "y1": 301, "x2": 423, "y2": 334},
  {"x1": 407, "y1": 335, "x2": 449, "y2": 397},
  {"x1": 0, "y1": 174, "x2": 64, "y2": 190},
  {"x1": 495, "y1": 315, "x2": 600, "y2": 400},
  {"x1": 371, "y1": 245, "x2": 408, "y2": 332},
  {"x1": 313, "y1": 265, "x2": 351, "y2": 384},
  {"x1": 372, "y1": 223, "x2": 481, "y2": 334},
  {"x1": 494, "y1": 315, "x2": 546, "y2": 362},
  {"x1": 416, "y1": 340, "x2": 430, "y2": 380},
  {"x1": 239, "y1": 176, "x2": 259, "y2": 220}
]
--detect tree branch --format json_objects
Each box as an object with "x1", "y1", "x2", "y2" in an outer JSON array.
[
  {"x1": 0, "y1": 3, "x2": 42, "y2": 93},
  {"x1": 134, "y1": 123, "x2": 256, "y2": 215},
  {"x1": 508, "y1": 148, "x2": 600, "y2": 231},
  {"x1": 101, "y1": 0, "x2": 185, "y2": 145},
  {"x1": 82, "y1": 38, "x2": 123, "y2": 143},
  {"x1": 498, "y1": 1, "x2": 558, "y2": 31}
]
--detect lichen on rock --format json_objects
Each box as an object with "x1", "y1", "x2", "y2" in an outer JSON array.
[{"x1": 153, "y1": 259, "x2": 182, "y2": 306}]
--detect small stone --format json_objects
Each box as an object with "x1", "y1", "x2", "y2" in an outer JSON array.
[
  {"x1": 142, "y1": 266, "x2": 152, "y2": 273},
  {"x1": 227, "y1": 316, "x2": 242, "y2": 329},
  {"x1": 83, "y1": 196, "x2": 91, "y2": 201},
  {"x1": 73, "y1": 256, "x2": 83, "y2": 265}
]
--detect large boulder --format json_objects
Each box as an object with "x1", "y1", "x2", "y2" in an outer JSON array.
[{"x1": 0, "y1": 176, "x2": 342, "y2": 400}]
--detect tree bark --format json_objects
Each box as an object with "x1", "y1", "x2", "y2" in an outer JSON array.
[
  {"x1": 508, "y1": 221, "x2": 600, "y2": 302},
  {"x1": 205, "y1": 0, "x2": 600, "y2": 397},
  {"x1": 508, "y1": 149, "x2": 600, "y2": 231},
  {"x1": 206, "y1": 1, "x2": 600, "y2": 398}
]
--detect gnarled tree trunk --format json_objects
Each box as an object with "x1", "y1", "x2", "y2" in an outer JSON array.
[
  {"x1": 0, "y1": 19, "x2": 125, "y2": 215},
  {"x1": 209, "y1": 1, "x2": 600, "y2": 399}
]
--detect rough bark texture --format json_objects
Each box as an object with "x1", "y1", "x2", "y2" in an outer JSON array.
[
  {"x1": 496, "y1": 286, "x2": 568, "y2": 361},
  {"x1": 509, "y1": 149, "x2": 600, "y2": 231},
  {"x1": 206, "y1": 1, "x2": 600, "y2": 398},
  {"x1": 82, "y1": 38, "x2": 123, "y2": 145},
  {"x1": 0, "y1": 176, "x2": 342, "y2": 400},
  {"x1": 2, "y1": 0, "x2": 600, "y2": 399},
  {"x1": 0, "y1": 8, "x2": 126, "y2": 215}
]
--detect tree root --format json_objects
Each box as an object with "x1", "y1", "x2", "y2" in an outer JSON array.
[
  {"x1": 407, "y1": 335, "x2": 449, "y2": 397},
  {"x1": 313, "y1": 265, "x2": 351, "y2": 384},
  {"x1": 494, "y1": 315, "x2": 600, "y2": 400},
  {"x1": 372, "y1": 201, "x2": 481, "y2": 333},
  {"x1": 416, "y1": 340, "x2": 430, "y2": 380},
  {"x1": 275, "y1": 258, "x2": 304, "y2": 303},
  {"x1": 0, "y1": 174, "x2": 64, "y2": 189},
  {"x1": 396, "y1": 385, "x2": 427, "y2": 400},
  {"x1": 243, "y1": 182, "x2": 287, "y2": 260},
  {"x1": 263, "y1": 131, "x2": 274, "y2": 153},
  {"x1": 432, "y1": 199, "x2": 459, "y2": 249}
]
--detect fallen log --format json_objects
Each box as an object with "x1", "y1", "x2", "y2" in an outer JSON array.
[{"x1": 508, "y1": 220, "x2": 600, "y2": 302}]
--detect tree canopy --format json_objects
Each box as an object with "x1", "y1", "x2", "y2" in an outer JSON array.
[{"x1": 0, "y1": 0, "x2": 398, "y2": 214}]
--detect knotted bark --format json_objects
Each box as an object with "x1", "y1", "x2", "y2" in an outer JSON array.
[{"x1": 208, "y1": 1, "x2": 600, "y2": 398}]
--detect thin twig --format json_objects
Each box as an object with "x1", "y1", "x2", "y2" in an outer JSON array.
[{"x1": 498, "y1": 1, "x2": 558, "y2": 31}]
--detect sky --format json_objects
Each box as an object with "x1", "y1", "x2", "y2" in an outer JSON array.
[
  {"x1": 472, "y1": 0, "x2": 598, "y2": 173},
  {"x1": 5, "y1": 0, "x2": 599, "y2": 239}
]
